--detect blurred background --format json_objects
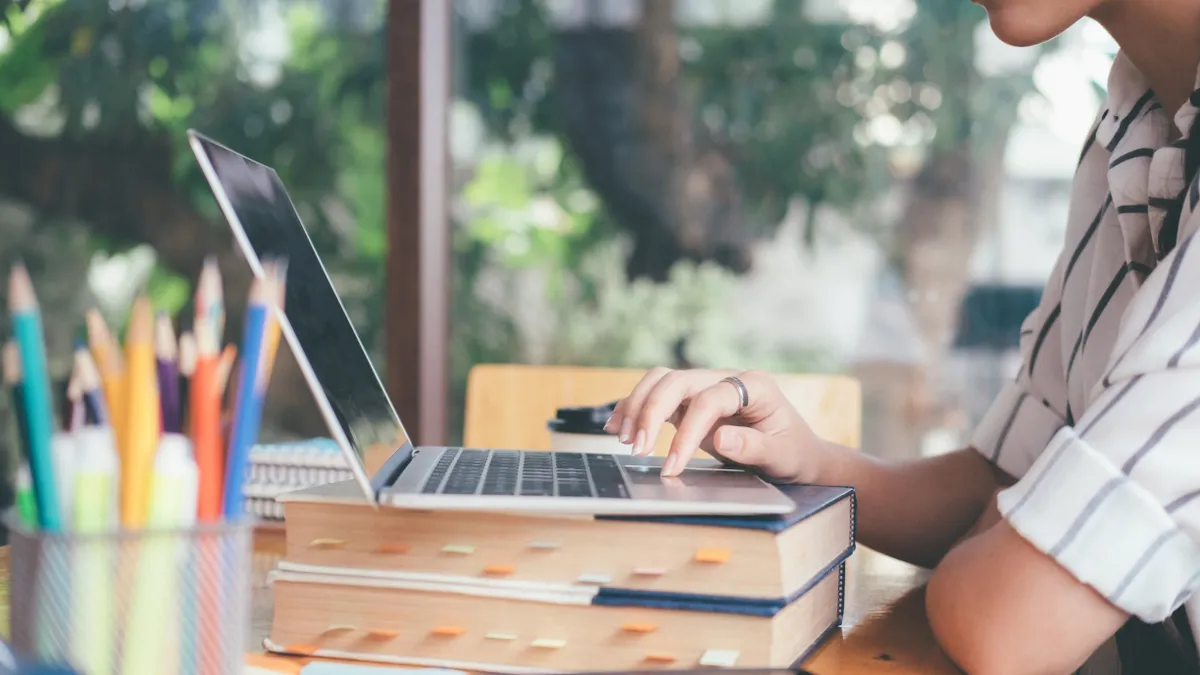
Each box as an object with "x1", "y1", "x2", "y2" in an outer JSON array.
[{"x1": 0, "y1": 0, "x2": 1117, "y2": 509}]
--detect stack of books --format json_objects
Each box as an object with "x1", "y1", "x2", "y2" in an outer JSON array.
[{"x1": 262, "y1": 480, "x2": 856, "y2": 671}]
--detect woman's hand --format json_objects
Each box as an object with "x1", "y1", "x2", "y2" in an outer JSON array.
[{"x1": 604, "y1": 367, "x2": 830, "y2": 481}]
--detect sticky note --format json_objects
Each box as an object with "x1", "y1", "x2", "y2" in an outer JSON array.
[
  {"x1": 632, "y1": 567, "x2": 667, "y2": 576},
  {"x1": 374, "y1": 544, "x2": 409, "y2": 554},
  {"x1": 322, "y1": 624, "x2": 356, "y2": 634},
  {"x1": 485, "y1": 632, "x2": 518, "y2": 641},
  {"x1": 284, "y1": 644, "x2": 319, "y2": 656},
  {"x1": 484, "y1": 565, "x2": 516, "y2": 576},
  {"x1": 644, "y1": 653, "x2": 676, "y2": 663},
  {"x1": 308, "y1": 538, "x2": 347, "y2": 550},
  {"x1": 576, "y1": 572, "x2": 612, "y2": 584},
  {"x1": 366, "y1": 629, "x2": 399, "y2": 640},
  {"x1": 431, "y1": 626, "x2": 466, "y2": 637},
  {"x1": 694, "y1": 548, "x2": 731, "y2": 564},
  {"x1": 528, "y1": 541, "x2": 560, "y2": 550},
  {"x1": 441, "y1": 544, "x2": 476, "y2": 555},
  {"x1": 530, "y1": 638, "x2": 566, "y2": 649},
  {"x1": 699, "y1": 649, "x2": 740, "y2": 667},
  {"x1": 621, "y1": 623, "x2": 657, "y2": 633}
]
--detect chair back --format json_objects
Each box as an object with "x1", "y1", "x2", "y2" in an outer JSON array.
[{"x1": 463, "y1": 364, "x2": 860, "y2": 456}]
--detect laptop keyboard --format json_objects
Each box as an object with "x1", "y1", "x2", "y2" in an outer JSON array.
[{"x1": 420, "y1": 449, "x2": 630, "y2": 499}]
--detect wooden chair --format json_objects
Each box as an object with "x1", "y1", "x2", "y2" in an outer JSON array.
[{"x1": 463, "y1": 364, "x2": 861, "y2": 456}]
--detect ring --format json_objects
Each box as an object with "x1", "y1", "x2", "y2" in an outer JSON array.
[{"x1": 722, "y1": 375, "x2": 750, "y2": 414}]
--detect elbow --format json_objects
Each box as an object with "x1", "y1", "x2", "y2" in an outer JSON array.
[{"x1": 926, "y1": 567, "x2": 1013, "y2": 675}]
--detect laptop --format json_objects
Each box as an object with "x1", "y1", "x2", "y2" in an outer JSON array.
[{"x1": 186, "y1": 129, "x2": 797, "y2": 516}]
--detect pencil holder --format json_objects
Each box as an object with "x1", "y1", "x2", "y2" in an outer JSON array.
[{"x1": 5, "y1": 511, "x2": 256, "y2": 675}]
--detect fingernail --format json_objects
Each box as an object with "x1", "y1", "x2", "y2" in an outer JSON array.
[
  {"x1": 603, "y1": 414, "x2": 616, "y2": 434},
  {"x1": 662, "y1": 454, "x2": 678, "y2": 476},
  {"x1": 631, "y1": 429, "x2": 645, "y2": 456},
  {"x1": 619, "y1": 418, "x2": 633, "y2": 444}
]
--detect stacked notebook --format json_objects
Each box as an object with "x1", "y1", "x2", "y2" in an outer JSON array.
[
  {"x1": 263, "y1": 480, "x2": 856, "y2": 672},
  {"x1": 243, "y1": 438, "x2": 351, "y2": 519}
]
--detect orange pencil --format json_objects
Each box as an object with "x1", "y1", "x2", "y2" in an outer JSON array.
[
  {"x1": 120, "y1": 297, "x2": 159, "y2": 527},
  {"x1": 192, "y1": 259, "x2": 225, "y2": 521},
  {"x1": 86, "y1": 309, "x2": 125, "y2": 454}
]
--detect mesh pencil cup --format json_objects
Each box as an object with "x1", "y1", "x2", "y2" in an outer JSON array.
[{"x1": 5, "y1": 510, "x2": 256, "y2": 675}]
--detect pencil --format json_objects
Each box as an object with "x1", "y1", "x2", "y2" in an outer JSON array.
[
  {"x1": 86, "y1": 308, "x2": 125, "y2": 453},
  {"x1": 157, "y1": 312, "x2": 181, "y2": 434},
  {"x1": 193, "y1": 258, "x2": 225, "y2": 521},
  {"x1": 73, "y1": 344, "x2": 108, "y2": 426},
  {"x1": 222, "y1": 273, "x2": 270, "y2": 518},
  {"x1": 120, "y1": 296, "x2": 160, "y2": 527},
  {"x1": 66, "y1": 372, "x2": 84, "y2": 432},
  {"x1": 179, "y1": 330, "x2": 196, "y2": 434},
  {"x1": 9, "y1": 263, "x2": 62, "y2": 531},
  {"x1": 4, "y1": 340, "x2": 31, "y2": 465}
]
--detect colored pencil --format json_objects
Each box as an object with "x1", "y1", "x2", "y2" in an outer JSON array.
[
  {"x1": 157, "y1": 312, "x2": 181, "y2": 434},
  {"x1": 69, "y1": 425, "x2": 119, "y2": 673},
  {"x1": 13, "y1": 461, "x2": 36, "y2": 529},
  {"x1": 9, "y1": 263, "x2": 61, "y2": 531},
  {"x1": 178, "y1": 330, "x2": 196, "y2": 434},
  {"x1": 192, "y1": 258, "x2": 224, "y2": 521},
  {"x1": 222, "y1": 273, "x2": 270, "y2": 518},
  {"x1": 120, "y1": 296, "x2": 160, "y2": 527},
  {"x1": 4, "y1": 340, "x2": 30, "y2": 462},
  {"x1": 65, "y1": 372, "x2": 84, "y2": 432},
  {"x1": 73, "y1": 344, "x2": 108, "y2": 426},
  {"x1": 85, "y1": 308, "x2": 124, "y2": 452}
]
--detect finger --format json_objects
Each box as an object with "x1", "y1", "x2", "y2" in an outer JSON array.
[
  {"x1": 608, "y1": 367, "x2": 672, "y2": 443},
  {"x1": 662, "y1": 383, "x2": 742, "y2": 475},
  {"x1": 711, "y1": 425, "x2": 769, "y2": 467},
  {"x1": 633, "y1": 370, "x2": 717, "y2": 458}
]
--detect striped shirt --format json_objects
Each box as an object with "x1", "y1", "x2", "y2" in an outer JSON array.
[{"x1": 970, "y1": 52, "x2": 1200, "y2": 659}]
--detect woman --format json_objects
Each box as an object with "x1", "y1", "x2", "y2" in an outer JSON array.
[{"x1": 606, "y1": 1, "x2": 1200, "y2": 673}]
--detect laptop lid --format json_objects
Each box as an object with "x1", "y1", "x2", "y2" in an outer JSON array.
[{"x1": 186, "y1": 129, "x2": 412, "y2": 502}]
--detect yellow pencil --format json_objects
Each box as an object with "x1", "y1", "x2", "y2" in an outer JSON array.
[{"x1": 120, "y1": 297, "x2": 160, "y2": 527}]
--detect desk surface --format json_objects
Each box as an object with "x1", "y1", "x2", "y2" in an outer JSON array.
[{"x1": 1, "y1": 530, "x2": 960, "y2": 674}]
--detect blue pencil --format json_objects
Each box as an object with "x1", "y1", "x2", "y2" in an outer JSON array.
[
  {"x1": 221, "y1": 275, "x2": 269, "y2": 519},
  {"x1": 9, "y1": 263, "x2": 61, "y2": 531}
]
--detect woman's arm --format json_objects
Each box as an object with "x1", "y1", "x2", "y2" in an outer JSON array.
[{"x1": 815, "y1": 443, "x2": 1011, "y2": 568}]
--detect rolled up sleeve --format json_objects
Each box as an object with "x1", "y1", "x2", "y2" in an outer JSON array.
[{"x1": 989, "y1": 236, "x2": 1200, "y2": 623}]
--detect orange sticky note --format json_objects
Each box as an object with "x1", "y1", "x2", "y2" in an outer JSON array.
[
  {"x1": 622, "y1": 623, "x2": 658, "y2": 633},
  {"x1": 694, "y1": 548, "x2": 731, "y2": 564},
  {"x1": 645, "y1": 653, "x2": 676, "y2": 663},
  {"x1": 284, "y1": 644, "x2": 319, "y2": 656},
  {"x1": 367, "y1": 629, "x2": 399, "y2": 640},
  {"x1": 374, "y1": 543, "x2": 409, "y2": 554},
  {"x1": 484, "y1": 565, "x2": 516, "y2": 576},
  {"x1": 432, "y1": 626, "x2": 466, "y2": 637}
]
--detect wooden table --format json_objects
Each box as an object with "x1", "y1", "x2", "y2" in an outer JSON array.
[{"x1": 1, "y1": 531, "x2": 960, "y2": 674}]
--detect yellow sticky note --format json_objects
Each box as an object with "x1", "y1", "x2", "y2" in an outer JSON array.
[
  {"x1": 309, "y1": 538, "x2": 347, "y2": 550},
  {"x1": 485, "y1": 632, "x2": 518, "y2": 641},
  {"x1": 531, "y1": 638, "x2": 566, "y2": 649},
  {"x1": 441, "y1": 544, "x2": 476, "y2": 555}
]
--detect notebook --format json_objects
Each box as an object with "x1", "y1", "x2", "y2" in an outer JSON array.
[{"x1": 243, "y1": 438, "x2": 351, "y2": 519}]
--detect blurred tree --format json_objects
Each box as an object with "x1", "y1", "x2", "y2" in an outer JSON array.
[{"x1": 0, "y1": 0, "x2": 388, "y2": 438}]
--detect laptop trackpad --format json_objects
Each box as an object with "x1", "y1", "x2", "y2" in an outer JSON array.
[{"x1": 622, "y1": 463, "x2": 780, "y2": 504}]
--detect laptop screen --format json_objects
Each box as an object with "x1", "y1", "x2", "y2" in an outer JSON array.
[{"x1": 190, "y1": 133, "x2": 405, "y2": 482}]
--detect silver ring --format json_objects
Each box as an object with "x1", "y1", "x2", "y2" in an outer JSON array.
[{"x1": 722, "y1": 375, "x2": 749, "y2": 414}]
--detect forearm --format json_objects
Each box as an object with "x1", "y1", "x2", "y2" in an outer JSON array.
[{"x1": 814, "y1": 443, "x2": 1010, "y2": 568}]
